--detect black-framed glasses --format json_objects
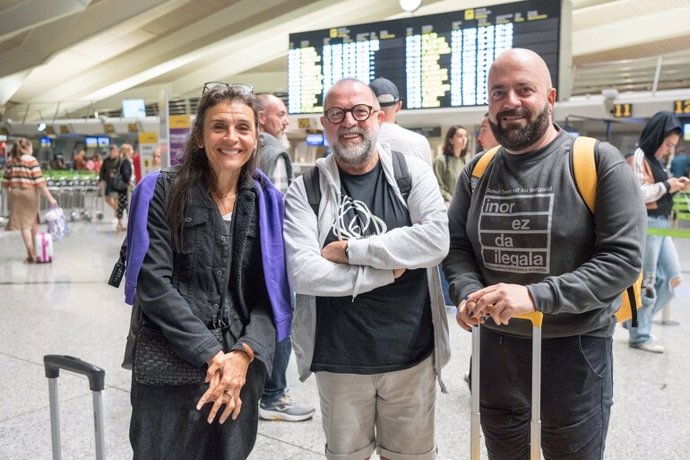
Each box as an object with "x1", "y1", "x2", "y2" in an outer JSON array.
[
  {"x1": 201, "y1": 82, "x2": 254, "y2": 95},
  {"x1": 324, "y1": 104, "x2": 376, "y2": 124}
]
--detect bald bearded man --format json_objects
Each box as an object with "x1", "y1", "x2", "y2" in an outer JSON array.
[{"x1": 443, "y1": 49, "x2": 645, "y2": 459}]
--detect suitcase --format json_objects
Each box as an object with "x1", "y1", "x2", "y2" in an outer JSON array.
[
  {"x1": 44, "y1": 355, "x2": 106, "y2": 460},
  {"x1": 470, "y1": 312, "x2": 544, "y2": 460},
  {"x1": 35, "y1": 231, "x2": 54, "y2": 263}
]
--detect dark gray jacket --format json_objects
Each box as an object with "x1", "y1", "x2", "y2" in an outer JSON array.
[
  {"x1": 259, "y1": 132, "x2": 292, "y2": 184},
  {"x1": 134, "y1": 173, "x2": 275, "y2": 373}
]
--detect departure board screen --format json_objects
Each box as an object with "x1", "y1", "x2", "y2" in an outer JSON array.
[{"x1": 288, "y1": 0, "x2": 561, "y2": 113}]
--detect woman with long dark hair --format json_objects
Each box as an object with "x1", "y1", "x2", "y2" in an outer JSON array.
[
  {"x1": 625, "y1": 111, "x2": 689, "y2": 353},
  {"x1": 126, "y1": 83, "x2": 291, "y2": 459},
  {"x1": 433, "y1": 125, "x2": 469, "y2": 204},
  {"x1": 2, "y1": 138, "x2": 57, "y2": 262}
]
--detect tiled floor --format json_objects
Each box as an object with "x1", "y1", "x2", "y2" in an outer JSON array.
[{"x1": 1, "y1": 218, "x2": 689, "y2": 459}]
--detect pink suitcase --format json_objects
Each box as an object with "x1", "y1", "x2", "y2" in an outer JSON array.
[{"x1": 35, "y1": 231, "x2": 53, "y2": 263}]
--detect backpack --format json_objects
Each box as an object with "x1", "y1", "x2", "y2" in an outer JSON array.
[
  {"x1": 302, "y1": 149, "x2": 412, "y2": 214},
  {"x1": 471, "y1": 136, "x2": 642, "y2": 327}
]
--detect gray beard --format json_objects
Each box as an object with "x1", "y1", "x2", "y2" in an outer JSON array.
[
  {"x1": 332, "y1": 125, "x2": 378, "y2": 165},
  {"x1": 490, "y1": 104, "x2": 551, "y2": 152},
  {"x1": 333, "y1": 138, "x2": 374, "y2": 165},
  {"x1": 278, "y1": 133, "x2": 291, "y2": 150}
]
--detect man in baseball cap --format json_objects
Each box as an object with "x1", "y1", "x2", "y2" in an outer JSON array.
[
  {"x1": 369, "y1": 77, "x2": 401, "y2": 107},
  {"x1": 368, "y1": 77, "x2": 432, "y2": 165}
]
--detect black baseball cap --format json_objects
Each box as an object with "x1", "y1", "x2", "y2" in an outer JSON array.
[{"x1": 369, "y1": 77, "x2": 400, "y2": 107}]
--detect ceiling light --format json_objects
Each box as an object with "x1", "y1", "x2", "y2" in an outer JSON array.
[
  {"x1": 37, "y1": 122, "x2": 46, "y2": 132},
  {"x1": 399, "y1": 0, "x2": 422, "y2": 13}
]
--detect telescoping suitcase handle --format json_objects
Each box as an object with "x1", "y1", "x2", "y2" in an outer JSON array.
[
  {"x1": 471, "y1": 312, "x2": 543, "y2": 460},
  {"x1": 44, "y1": 355, "x2": 106, "y2": 460}
]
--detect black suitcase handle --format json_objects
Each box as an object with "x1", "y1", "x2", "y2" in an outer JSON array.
[{"x1": 44, "y1": 355, "x2": 105, "y2": 392}]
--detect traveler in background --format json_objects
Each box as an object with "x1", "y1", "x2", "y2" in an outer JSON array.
[
  {"x1": 255, "y1": 92, "x2": 314, "y2": 422},
  {"x1": 128, "y1": 82, "x2": 290, "y2": 459},
  {"x1": 369, "y1": 77, "x2": 432, "y2": 165},
  {"x1": 2, "y1": 138, "x2": 57, "y2": 263},
  {"x1": 132, "y1": 148, "x2": 142, "y2": 185},
  {"x1": 477, "y1": 112, "x2": 499, "y2": 151},
  {"x1": 88, "y1": 152, "x2": 103, "y2": 173},
  {"x1": 114, "y1": 143, "x2": 134, "y2": 232},
  {"x1": 625, "y1": 111, "x2": 689, "y2": 353},
  {"x1": 99, "y1": 144, "x2": 121, "y2": 219},
  {"x1": 73, "y1": 149, "x2": 88, "y2": 170},
  {"x1": 151, "y1": 147, "x2": 162, "y2": 171},
  {"x1": 433, "y1": 125, "x2": 469, "y2": 205},
  {"x1": 51, "y1": 155, "x2": 66, "y2": 170},
  {"x1": 670, "y1": 146, "x2": 690, "y2": 178},
  {"x1": 444, "y1": 48, "x2": 645, "y2": 459},
  {"x1": 256, "y1": 94, "x2": 293, "y2": 194},
  {"x1": 283, "y1": 78, "x2": 450, "y2": 460}
]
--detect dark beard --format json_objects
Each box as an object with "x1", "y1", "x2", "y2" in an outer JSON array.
[{"x1": 489, "y1": 104, "x2": 551, "y2": 151}]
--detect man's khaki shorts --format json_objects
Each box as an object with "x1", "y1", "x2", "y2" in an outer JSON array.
[{"x1": 314, "y1": 355, "x2": 437, "y2": 460}]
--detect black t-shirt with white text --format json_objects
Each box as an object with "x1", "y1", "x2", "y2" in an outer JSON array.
[{"x1": 312, "y1": 161, "x2": 433, "y2": 374}]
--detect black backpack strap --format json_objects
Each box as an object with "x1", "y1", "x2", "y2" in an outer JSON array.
[
  {"x1": 627, "y1": 285, "x2": 639, "y2": 328},
  {"x1": 302, "y1": 166, "x2": 321, "y2": 215},
  {"x1": 303, "y1": 153, "x2": 409, "y2": 214},
  {"x1": 391, "y1": 150, "x2": 411, "y2": 202}
]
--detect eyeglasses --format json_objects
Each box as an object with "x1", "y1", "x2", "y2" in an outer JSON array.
[
  {"x1": 324, "y1": 104, "x2": 376, "y2": 124},
  {"x1": 201, "y1": 82, "x2": 254, "y2": 95}
]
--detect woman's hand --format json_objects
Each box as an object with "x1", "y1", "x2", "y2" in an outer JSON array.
[
  {"x1": 466, "y1": 283, "x2": 535, "y2": 326},
  {"x1": 668, "y1": 177, "x2": 688, "y2": 193},
  {"x1": 196, "y1": 349, "x2": 252, "y2": 424}
]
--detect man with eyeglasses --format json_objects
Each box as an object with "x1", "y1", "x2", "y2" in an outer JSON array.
[
  {"x1": 283, "y1": 78, "x2": 450, "y2": 460},
  {"x1": 254, "y1": 93, "x2": 315, "y2": 422}
]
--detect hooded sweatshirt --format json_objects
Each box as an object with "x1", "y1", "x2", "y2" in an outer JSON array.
[{"x1": 637, "y1": 111, "x2": 682, "y2": 217}]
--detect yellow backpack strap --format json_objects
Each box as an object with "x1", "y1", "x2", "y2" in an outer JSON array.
[
  {"x1": 471, "y1": 145, "x2": 501, "y2": 179},
  {"x1": 572, "y1": 136, "x2": 598, "y2": 213}
]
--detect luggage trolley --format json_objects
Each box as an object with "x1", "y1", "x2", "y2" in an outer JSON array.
[
  {"x1": 70, "y1": 177, "x2": 94, "y2": 222},
  {"x1": 83, "y1": 177, "x2": 101, "y2": 221},
  {"x1": 470, "y1": 311, "x2": 543, "y2": 460},
  {"x1": 44, "y1": 355, "x2": 106, "y2": 460}
]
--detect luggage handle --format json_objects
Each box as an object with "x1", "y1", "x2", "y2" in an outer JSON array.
[
  {"x1": 514, "y1": 311, "x2": 544, "y2": 327},
  {"x1": 44, "y1": 355, "x2": 106, "y2": 460},
  {"x1": 471, "y1": 311, "x2": 544, "y2": 460},
  {"x1": 44, "y1": 355, "x2": 105, "y2": 392},
  {"x1": 514, "y1": 311, "x2": 543, "y2": 460}
]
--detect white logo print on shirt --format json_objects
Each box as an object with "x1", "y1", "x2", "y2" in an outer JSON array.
[
  {"x1": 331, "y1": 193, "x2": 387, "y2": 240},
  {"x1": 478, "y1": 191, "x2": 554, "y2": 274}
]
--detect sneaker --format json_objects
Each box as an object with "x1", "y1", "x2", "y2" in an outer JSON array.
[
  {"x1": 259, "y1": 391, "x2": 315, "y2": 422},
  {"x1": 629, "y1": 339, "x2": 665, "y2": 354}
]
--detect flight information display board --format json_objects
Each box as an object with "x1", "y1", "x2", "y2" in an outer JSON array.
[{"x1": 288, "y1": 0, "x2": 561, "y2": 113}]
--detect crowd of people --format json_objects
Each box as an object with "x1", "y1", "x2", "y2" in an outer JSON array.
[{"x1": 3, "y1": 47, "x2": 689, "y2": 460}]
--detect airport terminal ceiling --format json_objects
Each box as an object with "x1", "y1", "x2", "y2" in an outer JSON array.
[{"x1": 1, "y1": 0, "x2": 690, "y2": 131}]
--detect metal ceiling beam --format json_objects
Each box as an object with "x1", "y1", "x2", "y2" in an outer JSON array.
[
  {"x1": 0, "y1": 0, "x2": 90, "y2": 41},
  {"x1": 573, "y1": 4, "x2": 690, "y2": 57}
]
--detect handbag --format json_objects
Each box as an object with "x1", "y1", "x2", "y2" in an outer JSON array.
[
  {"x1": 133, "y1": 325, "x2": 226, "y2": 385},
  {"x1": 111, "y1": 162, "x2": 128, "y2": 192}
]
